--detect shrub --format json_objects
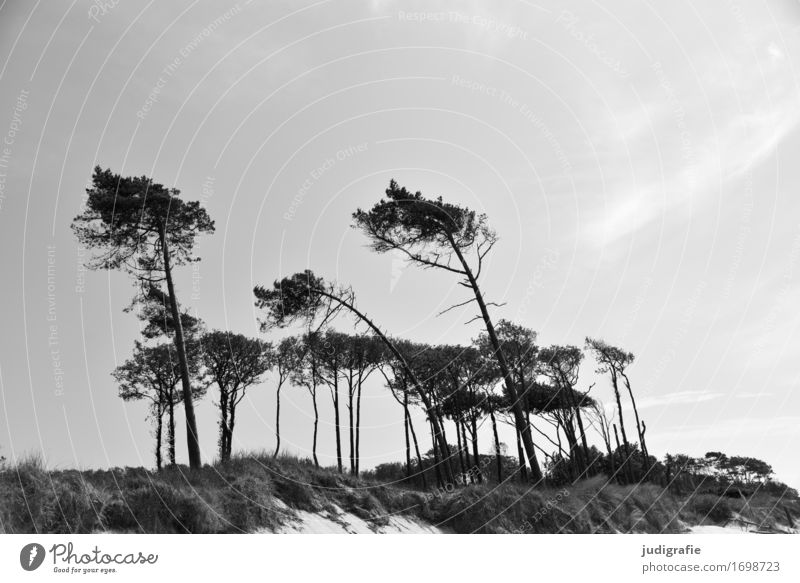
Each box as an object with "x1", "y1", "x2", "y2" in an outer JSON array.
[
  {"x1": 217, "y1": 476, "x2": 282, "y2": 532},
  {"x1": 101, "y1": 480, "x2": 222, "y2": 533},
  {"x1": 0, "y1": 457, "x2": 55, "y2": 533},
  {"x1": 46, "y1": 472, "x2": 106, "y2": 533},
  {"x1": 691, "y1": 494, "x2": 732, "y2": 523},
  {"x1": 270, "y1": 472, "x2": 319, "y2": 511}
]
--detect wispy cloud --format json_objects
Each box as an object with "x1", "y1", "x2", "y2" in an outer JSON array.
[
  {"x1": 651, "y1": 416, "x2": 800, "y2": 443},
  {"x1": 585, "y1": 29, "x2": 800, "y2": 246},
  {"x1": 634, "y1": 390, "x2": 724, "y2": 410}
]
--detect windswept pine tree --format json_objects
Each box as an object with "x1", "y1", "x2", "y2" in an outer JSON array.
[
  {"x1": 72, "y1": 167, "x2": 214, "y2": 469},
  {"x1": 352, "y1": 181, "x2": 544, "y2": 481}
]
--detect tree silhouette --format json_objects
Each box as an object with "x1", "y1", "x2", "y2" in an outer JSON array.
[
  {"x1": 272, "y1": 336, "x2": 303, "y2": 457},
  {"x1": 338, "y1": 334, "x2": 383, "y2": 475},
  {"x1": 200, "y1": 330, "x2": 272, "y2": 463},
  {"x1": 254, "y1": 271, "x2": 455, "y2": 482},
  {"x1": 130, "y1": 284, "x2": 204, "y2": 342},
  {"x1": 113, "y1": 341, "x2": 201, "y2": 469},
  {"x1": 476, "y1": 320, "x2": 538, "y2": 480},
  {"x1": 586, "y1": 338, "x2": 648, "y2": 481},
  {"x1": 73, "y1": 167, "x2": 214, "y2": 469},
  {"x1": 315, "y1": 330, "x2": 348, "y2": 473},
  {"x1": 378, "y1": 340, "x2": 429, "y2": 487},
  {"x1": 538, "y1": 345, "x2": 593, "y2": 477},
  {"x1": 438, "y1": 345, "x2": 490, "y2": 483},
  {"x1": 289, "y1": 333, "x2": 325, "y2": 466},
  {"x1": 352, "y1": 181, "x2": 542, "y2": 481}
]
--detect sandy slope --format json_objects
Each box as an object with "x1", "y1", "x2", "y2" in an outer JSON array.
[
  {"x1": 259, "y1": 501, "x2": 444, "y2": 534},
  {"x1": 688, "y1": 525, "x2": 752, "y2": 534},
  {"x1": 687, "y1": 514, "x2": 797, "y2": 534}
]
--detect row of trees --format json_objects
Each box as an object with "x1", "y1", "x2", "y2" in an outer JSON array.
[
  {"x1": 252, "y1": 181, "x2": 652, "y2": 485},
  {"x1": 74, "y1": 168, "x2": 651, "y2": 485},
  {"x1": 111, "y1": 302, "x2": 272, "y2": 467},
  {"x1": 664, "y1": 451, "x2": 779, "y2": 495}
]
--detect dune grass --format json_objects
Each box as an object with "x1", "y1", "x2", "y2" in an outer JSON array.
[{"x1": 0, "y1": 453, "x2": 795, "y2": 534}]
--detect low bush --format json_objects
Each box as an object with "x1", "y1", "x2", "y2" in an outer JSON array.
[
  {"x1": 690, "y1": 494, "x2": 732, "y2": 523},
  {"x1": 1, "y1": 454, "x2": 795, "y2": 534}
]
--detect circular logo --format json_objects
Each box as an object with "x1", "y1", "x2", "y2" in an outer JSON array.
[{"x1": 19, "y1": 543, "x2": 46, "y2": 571}]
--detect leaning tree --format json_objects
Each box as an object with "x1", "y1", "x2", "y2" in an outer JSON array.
[
  {"x1": 125, "y1": 286, "x2": 205, "y2": 465},
  {"x1": 253, "y1": 270, "x2": 455, "y2": 482},
  {"x1": 73, "y1": 167, "x2": 214, "y2": 469},
  {"x1": 352, "y1": 181, "x2": 542, "y2": 481}
]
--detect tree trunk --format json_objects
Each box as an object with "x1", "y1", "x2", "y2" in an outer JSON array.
[
  {"x1": 167, "y1": 392, "x2": 176, "y2": 466},
  {"x1": 219, "y1": 388, "x2": 229, "y2": 462},
  {"x1": 274, "y1": 384, "x2": 282, "y2": 457},
  {"x1": 403, "y1": 392, "x2": 412, "y2": 479},
  {"x1": 448, "y1": 239, "x2": 542, "y2": 482},
  {"x1": 333, "y1": 375, "x2": 342, "y2": 473},
  {"x1": 437, "y1": 411, "x2": 455, "y2": 480},
  {"x1": 640, "y1": 419, "x2": 650, "y2": 475},
  {"x1": 622, "y1": 372, "x2": 650, "y2": 473},
  {"x1": 430, "y1": 419, "x2": 444, "y2": 488},
  {"x1": 562, "y1": 417, "x2": 580, "y2": 481},
  {"x1": 556, "y1": 375, "x2": 588, "y2": 476},
  {"x1": 461, "y1": 420, "x2": 473, "y2": 482},
  {"x1": 489, "y1": 409, "x2": 502, "y2": 483},
  {"x1": 613, "y1": 423, "x2": 630, "y2": 484},
  {"x1": 471, "y1": 415, "x2": 482, "y2": 483},
  {"x1": 455, "y1": 418, "x2": 467, "y2": 477},
  {"x1": 515, "y1": 425, "x2": 528, "y2": 482},
  {"x1": 602, "y1": 427, "x2": 615, "y2": 481},
  {"x1": 610, "y1": 371, "x2": 633, "y2": 481},
  {"x1": 574, "y1": 403, "x2": 591, "y2": 474},
  {"x1": 355, "y1": 371, "x2": 363, "y2": 476},
  {"x1": 227, "y1": 401, "x2": 237, "y2": 461},
  {"x1": 160, "y1": 229, "x2": 201, "y2": 469},
  {"x1": 155, "y1": 406, "x2": 163, "y2": 471},
  {"x1": 348, "y1": 377, "x2": 355, "y2": 475},
  {"x1": 405, "y1": 400, "x2": 427, "y2": 489},
  {"x1": 311, "y1": 384, "x2": 319, "y2": 467}
]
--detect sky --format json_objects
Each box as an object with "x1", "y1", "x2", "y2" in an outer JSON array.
[{"x1": 0, "y1": 0, "x2": 799, "y2": 487}]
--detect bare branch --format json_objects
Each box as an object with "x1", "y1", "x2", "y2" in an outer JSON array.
[{"x1": 436, "y1": 297, "x2": 478, "y2": 317}]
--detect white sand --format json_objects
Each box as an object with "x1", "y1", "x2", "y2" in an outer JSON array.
[
  {"x1": 688, "y1": 524, "x2": 752, "y2": 534},
  {"x1": 263, "y1": 503, "x2": 444, "y2": 534}
]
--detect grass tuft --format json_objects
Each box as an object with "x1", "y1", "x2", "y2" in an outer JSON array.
[{"x1": 1, "y1": 453, "x2": 795, "y2": 534}]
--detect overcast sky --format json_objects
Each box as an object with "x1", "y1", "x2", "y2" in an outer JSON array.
[{"x1": 1, "y1": 0, "x2": 799, "y2": 487}]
